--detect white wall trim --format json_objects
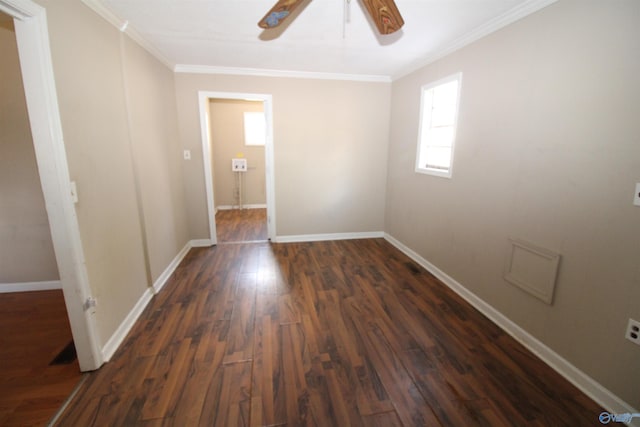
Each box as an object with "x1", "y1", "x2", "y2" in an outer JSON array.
[
  {"x1": 198, "y1": 91, "x2": 277, "y2": 244},
  {"x1": 74, "y1": 0, "x2": 555, "y2": 84},
  {"x1": 5, "y1": 0, "x2": 104, "y2": 371},
  {"x1": 101, "y1": 287, "x2": 153, "y2": 361},
  {"x1": 198, "y1": 92, "x2": 218, "y2": 245},
  {"x1": 383, "y1": 233, "x2": 639, "y2": 422},
  {"x1": 124, "y1": 25, "x2": 173, "y2": 69},
  {"x1": 175, "y1": 64, "x2": 391, "y2": 83},
  {"x1": 0, "y1": 0, "x2": 38, "y2": 19},
  {"x1": 274, "y1": 231, "x2": 384, "y2": 243},
  {"x1": 80, "y1": 0, "x2": 174, "y2": 70},
  {"x1": 190, "y1": 238, "x2": 214, "y2": 248},
  {"x1": 392, "y1": 0, "x2": 558, "y2": 80},
  {"x1": 216, "y1": 204, "x2": 267, "y2": 211},
  {"x1": 152, "y1": 242, "x2": 191, "y2": 294},
  {"x1": 0, "y1": 280, "x2": 62, "y2": 293},
  {"x1": 103, "y1": 239, "x2": 207, "y2": 360},
  {"x1": 79, "y1": 0, "x2": 124, "y2": 30}
]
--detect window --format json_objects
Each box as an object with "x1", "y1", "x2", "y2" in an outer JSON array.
[
  {"x1": 415, "y1": 73, "x2": 462, "y2": 178},
  {"x1": 243, "y1": 112, "x2": 266, "y2": 146}
]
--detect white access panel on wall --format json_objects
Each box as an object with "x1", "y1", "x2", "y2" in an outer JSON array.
[{"x1": 504, "y1": 238, "x2": 561, "y2": 305}]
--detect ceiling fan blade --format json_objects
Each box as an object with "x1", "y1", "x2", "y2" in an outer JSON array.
[
  {"x1": 361, "y1": 0, "x2": 404, "y2": 35},
  {"x1": 258, "y1": 0, "x2": 307, "y2": 29}
]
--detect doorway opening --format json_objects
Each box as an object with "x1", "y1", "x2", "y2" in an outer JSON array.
[
  {"x1": 0, "y1": 0, "x2": 103, "y2": 376},
  {"x1": 210, "y1": 99, "x2": 267, "y2": 243},
  {"x1": 0, "y1": 11, "x2": 84, "y2": 422},
  {"x1": 198, "y1": 92, "x2": 276, "y2": 244}
]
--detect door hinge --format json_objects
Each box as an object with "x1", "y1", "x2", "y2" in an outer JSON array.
[
  {"x1": 83, "y1": 296, "x2": 97, "y2": 312},
  {"x1": 70, "y1": 181, "x2": 78, "y2": 204}
]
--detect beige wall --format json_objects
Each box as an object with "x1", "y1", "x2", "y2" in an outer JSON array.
[
  {"x1": 209, "y1": 99, "x2": 266, "y2": 208},
  {"x1": 34, "y1": 0, "x2": 189, "y2": 345},
  {"x1": 121, "y1": 37, "x2": 190, "y2": 283},
  {"x1": 175, "y1": 74, "x2": 391, "y2": 238},
  {"x1": 385, "y1": 0, "x2": 640, "y2": 407},
  {"x1": 0, "y1": 16, "x2": 59, "y2": 284}
]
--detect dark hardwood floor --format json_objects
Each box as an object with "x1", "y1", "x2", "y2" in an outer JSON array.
[
  {"x1": 55, "y1": 238, "x2": 604, "y2": 426},
  {"x1": 216, "y1": 208, "x2": 267, "y2": 243},
  {"x1": 0, "y1": 290, "x2": 83, "y2": 426}
]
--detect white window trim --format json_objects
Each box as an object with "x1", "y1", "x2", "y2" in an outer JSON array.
[{"x1": 415, "y1": 72, "x2": 462, "y2": 179}]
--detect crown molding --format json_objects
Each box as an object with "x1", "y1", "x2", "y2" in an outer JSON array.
[
  {"x1": 79, "y1": 0, "x2": 557, "y2": 83},
  {"x1": 174, "y1": 64, "x2": 392, "y2": 83},
  {"x1": 80, "y1": 0, "x2": 123, "y2": 29},
  {"x1": 80, "y1": 0, "x2": 174, "y2": 70},
  {"x1": 392, "y1": 0, "x2": 559, "y2": 81},
  {"x1": 124, "y1": 25, "x2": 174, "y2": 69}
]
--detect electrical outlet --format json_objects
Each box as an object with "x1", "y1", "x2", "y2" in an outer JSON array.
[
  {"x1": 232, "y1": 158, "x2": 247, "y2": 172},
  {"x1": 634, "y1": 182, "x2": 640, "y2": 206},
  {"x1": 626, "y1": 318, "x2": 640, "y2": 345}
]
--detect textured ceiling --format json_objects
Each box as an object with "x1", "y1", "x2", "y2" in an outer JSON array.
[{"x1": 92, "y1": 0, "x2": 556, "y2": 79}]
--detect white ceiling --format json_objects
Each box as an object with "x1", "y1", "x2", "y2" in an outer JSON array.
[{"x1": 90, "y1": 0, "x2": 556, "y2": 80}]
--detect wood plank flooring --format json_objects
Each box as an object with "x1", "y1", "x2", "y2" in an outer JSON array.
[
  {"x1": 216, "y1": 208, "x2": 267, "y2": 243},
  {"x1": 55, "y1": 239, "x2": 604, "y2": 426},
  {"x1": 0, "y1": 290, "x2": 83, "y2": 426}
]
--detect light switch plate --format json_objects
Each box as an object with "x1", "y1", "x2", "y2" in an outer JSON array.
[
  {"x1": 183, "y1": 150, "x2": 191, "y2": 160},
  {"x1": 634, "y1": 183, "x2": 640, "y2": 206}
]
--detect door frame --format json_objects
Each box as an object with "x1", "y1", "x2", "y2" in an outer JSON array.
[
  {"x1": 1, "y1": 0, "x2": 103, "y2": 370},
  {"x1": 198, "y1": 91, "x2": 276, "y2": 243}
]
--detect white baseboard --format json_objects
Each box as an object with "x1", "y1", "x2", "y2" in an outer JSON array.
[
  {"x1": 102, "y1": 239, "x2": 207, "y2": 361},
  {"x1": 101, "y1": 286, "x2": 153, "y2": 361},
  {"x1": 383, "y1": 233, "x2": 639, "y2": 423},
  {"x1": 0, "y1": 280, "x2": 62, "y2": 293},
  {"x1": 190, "y1": 238, "x2": 214, "y2": 247},
  {"x1": 274, "y1": 231, "x2": 384, "y2": 244},
  {"x1": 152, "y1": 242, "x2": 191, "y2": 294},
  {"x1": 216, "y1": 204, "x2": 267, "y2": 211}
]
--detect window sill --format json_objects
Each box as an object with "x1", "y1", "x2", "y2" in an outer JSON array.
[{"x1": 415, "y1": 167, "x2": 452, "y2": 179}]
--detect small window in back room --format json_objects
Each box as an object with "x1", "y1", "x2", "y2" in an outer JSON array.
[
  {"x1": 244, "y1": 111, "x2": 266, "y2": 146},
  {"x1": 415, "y1": 73, "x2": 462, "y2": 178}
]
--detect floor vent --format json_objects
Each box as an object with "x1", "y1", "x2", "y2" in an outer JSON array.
[{"x1": 49, "y1": 341, "x2": 77, "y2": 365}]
